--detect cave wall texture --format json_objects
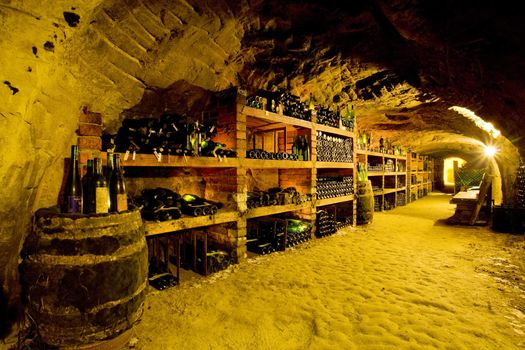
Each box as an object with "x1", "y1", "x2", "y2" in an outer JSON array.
[{"x1": 0, "y1": 0, "x2": 523, "y2": 334}]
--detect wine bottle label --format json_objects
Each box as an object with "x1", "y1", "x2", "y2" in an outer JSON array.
[
  {"x1": 124, "y1": 150, "x2": 130, "y2": 161},
  {"x1": 67, "y1": 196, "x2": 82, "y2": 213},
  {"x1": 116, "y1": 193, "x2": 128, "y2": 212},
  {"x1": 95, "y1": 187, "x2": 109, "y2": 213}
]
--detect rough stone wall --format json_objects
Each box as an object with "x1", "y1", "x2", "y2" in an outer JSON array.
[
  {"x1": 0, "y1": 0, "x2": 248, "y2": 334},
  {"x1": 0, "y1": 0, "x2": 524, "y2": 337}
]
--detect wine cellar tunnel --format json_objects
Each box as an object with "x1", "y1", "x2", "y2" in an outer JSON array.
[{"x1": 1, "y1": 0, "x2": 525, "y2": 348}]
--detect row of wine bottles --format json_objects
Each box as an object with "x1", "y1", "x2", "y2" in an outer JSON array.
[
  {"x1": 357, "y1": 131, "x2": 406, "y2": 156},
  {"x1": 105, "y1": 112, "x2": 236, "y2": 159},
  {"x1": 246, "y1": 149, "x2": 299, "y2": 161},
  {"x1": 292, "y1": 135, "x2": 310, "y2": 161},
  {"x1": 316, "y1": 176, "x2": 353, "y2": 199},
  {"x1": 335, "y1": 216, "x2": 353, "y2": 230},
  {"x1": 316, "y1": 132, "x2": 353, "y2": 163},
  {"x1": 246, "y1": 216, "x2": 312, "y2": 254},
  {"x1": 246, "y1": 89, "x2": 356, "y2": 130},
  {"x1": 396, "y1": 192, "x2": 406, "y2": 207},
  {"x1": 316, "y1": 210, "x2": 337, "y2": 237},
  {"x1": 374, "y1": 195, "x2": 383, "y2": 212},
  {"x1": 133, "y1": 187, "x2": 222, "y2": 221},
  {"x1": 246, "y1": 187, "x2": 308, "y2": 209},
  {"x1": 285, "y1": 219, "x2": 312, "y2": 247},
  {"x1": 316, "y1": 104, "x2": 355, "y2": 131},
  {"x1": 246, "y1": 219, "x2": 286, "y2": 254},
  {"x1": 63, "y1": 146, "x2": 128, "y2": 214}
]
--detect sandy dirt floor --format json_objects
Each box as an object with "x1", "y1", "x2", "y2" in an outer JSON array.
[{"x1": 131, "y1": 192, "x2": 525, "y2": 349}]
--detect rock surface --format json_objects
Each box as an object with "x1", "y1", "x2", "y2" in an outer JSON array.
[{"x1": 0, "y1": 0, "x2": 524, "y2": 337}]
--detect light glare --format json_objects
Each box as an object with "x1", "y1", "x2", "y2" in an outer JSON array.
[{"x1": 484, "y1": 145, "x2": 497, "y2": 157}]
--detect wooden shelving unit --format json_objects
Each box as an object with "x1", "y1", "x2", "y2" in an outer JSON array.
[
  {"x1": 357, "y1": 150, "x2": 408, "y2": 211},
  {"x1": 88, "y1": 91, "x2": 357, "y2": 264},
  {"x1": 407, "y1": 153, "x2": 434, "y2": 202}
]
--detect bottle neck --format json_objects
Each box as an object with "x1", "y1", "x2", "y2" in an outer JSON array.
[
  {"x1": 86, "y1": 160, "x2": 93, "y2": 176},
  {"x1": 94, "y1": 158, "x2": 103, "y2": 175},
  {"x1": 70, "y1": 146, "x2": 79, "y2": 171},
  {"x1": 107, "y1": 152, "x2": 114, "y2": 170},
  {"x1": 114, "y1": 155, "x2": 121, "y2": 171}
]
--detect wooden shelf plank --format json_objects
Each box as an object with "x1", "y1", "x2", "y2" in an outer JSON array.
[
  {"x1": 245, "y1": 202, "x2": 312, "y2": 219},
  {"x1": 120, "y1": 153, "x2": 240, "y2": 168},
  {"x1": 383, "y1": 188, "x2": 397, "y2": 194},
  {"x1": 241, "y1": 105, "x2": 312, "y2": 129},
  {"x1": 316, "y1": 195, "x2": 355, "y2": 207},
  {"x1": 384, "y1": 171, "x2": 397, "y2": 176},
  {"x1": 366, "y1": 150, "x2": 385, "y2": 157},
  {"x1": 316, "y1": 161, "x2": 354, "y2": 169},
  {"x1": 314, "y1": 123, "x2": 355, "y2": 137},
  {"x1": 242, "y1": 159, "x2": 313, "y2": 169},
  {"x1": 367, "y1": 172, "x2": 383, "y2": 177},
  {"x1": 145, "y1": 210, "x2": 240, "y2": 236}
]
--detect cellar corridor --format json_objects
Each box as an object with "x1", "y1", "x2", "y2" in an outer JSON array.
[{"x1": 132, "y1": 193, "x2": 525, "y2": 349}]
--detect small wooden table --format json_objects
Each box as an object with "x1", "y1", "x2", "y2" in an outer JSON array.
[{"x1": 448, "y1": 190, "x2": 480, "y2": 224}]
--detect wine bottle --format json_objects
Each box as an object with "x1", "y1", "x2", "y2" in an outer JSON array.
[
  {"x1": 110, "y1": 154, "x2": 128, "y2": 213},
  {"x1": 105, "y1": 151, "x2": 114, "y2": 181},
  {"x1": 91, "y1": 157, "x2": 109, "y2": 214},
  {"x1": 302, "y1": 136, "x2": 310, "y2": 161},
  {"x1": 64, "y1": 145, "x2": 82, "y2": 213},
  {"x1": 82, "y1": 159, "x2": 93, "y2": 214}
]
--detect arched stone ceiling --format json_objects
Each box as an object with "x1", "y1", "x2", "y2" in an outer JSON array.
[{"x1": 0, "y1": 0, "x2": 524, "y2": 322}]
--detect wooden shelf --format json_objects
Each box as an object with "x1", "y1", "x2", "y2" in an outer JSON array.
[
  {"x1": 245, "y1": 202, "x2": 312, "y2": 219},
  {"x1": 314, "y1": 123, "x2": 355, "y2": 137},
  {"x1": 384, "y1": 171, "x2": 397, "y2": 176},
  {"x1": 241, "y1": 105, "x2": 313, "y2": 130},
  {"x1": 367, "y1": 171, "x2": 384, "y2": 177},
  {"x1": 383, "y1": 188, "x2": 398, "y2": 194},
  {"x1": 145, "y1": 210, "x2": 240, "y2": 236},
  {"x1": 316, "y1": 195, "x2": 354, "y2": 207},
  {"x1": 119, "y1": 153, "x2": 240, "y2": 168},
  {"x1": 242, "y1": 159, "x2": 313, "y2": 169},
  {"x1": 316, "y1": 161, "x2": 354, "y2": 169}
]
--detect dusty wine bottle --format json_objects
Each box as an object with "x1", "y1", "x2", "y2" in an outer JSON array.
[
  {"x1": 82, "y1": 159, "x2": 93, "y2": 214},
  {"x1": 110, "y1": 154, "x2": 128, "y2": 213},
  {"x1": 105, "y1": 150, "x2": 114, "y2": 182},
  {"x1": 64, "y1": 145, "x2": 82, "y2": 213},
  {"x1": 91, "y1": 157, "x2": 109, "y2": 214}
]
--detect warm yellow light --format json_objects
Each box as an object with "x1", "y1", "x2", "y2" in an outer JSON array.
[
  {"x1": 448, "y1": 106, "x2": 501, "y2": 138},
  {"x1": 484, "y1": 145, "x2": 497, "y2": 157},
  {"x1": 443, "y1": 157, "x2": 466, "y2": 185}
]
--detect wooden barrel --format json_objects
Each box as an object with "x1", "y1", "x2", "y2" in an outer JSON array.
[
  {"x1": 20, "y1": 208, "x2": 148, "y2": 348},
  {"x1": 356, "y1": 180, "x2": 374, "y2": 224}
]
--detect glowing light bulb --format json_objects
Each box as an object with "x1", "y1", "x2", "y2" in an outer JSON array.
[{"x1": 484, "y1": 145, "x2": 497, "y2": 157}]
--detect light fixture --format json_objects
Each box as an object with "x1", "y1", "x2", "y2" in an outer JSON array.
[{"x1": 484, "y1": 145, "x2": 497, "y2": 157}]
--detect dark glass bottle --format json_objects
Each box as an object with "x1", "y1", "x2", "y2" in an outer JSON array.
[
  {"x1": 105, "y1": 151, "x2": 114, "y2": 182},
  {"x1": 82, "y1": 159, "x2": 93, "y2": 214},
  {"x1": 64, "y1": 145, "x2": 82, "y2": 213},
  {"x1": 110, "y1": 154, "x2": 128, "y2": 213},
  {"x1": 302, "y1": 136, "x2": 310, "y2": 161},
  {"x1": 91, "y1": 157, "x2": 109, "y2": 214}
]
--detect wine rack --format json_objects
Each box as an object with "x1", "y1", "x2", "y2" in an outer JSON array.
[
  {"x1": 78, "y1": 87, "x2": 357, "y2": 274},
  {"x1": 407, "y1": 153, "x2": 434, "y2": 203},
  {"x1": 357, "y1": 150, "x2": 410, "y2": 211}
]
